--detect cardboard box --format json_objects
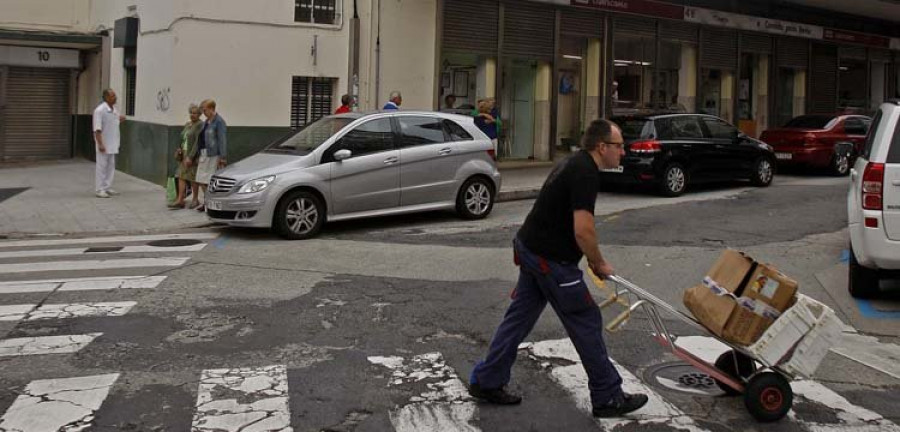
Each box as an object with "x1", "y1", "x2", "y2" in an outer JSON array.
[
  {"x1": 743, "y1": 264, "x2": 798, "y2": 312},
  {"x1": 682, "y1": 250, "x2": 790, "y2": 346}
]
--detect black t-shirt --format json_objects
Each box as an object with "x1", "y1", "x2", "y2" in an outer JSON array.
[{"x1": 517, "y1": 150, "x2": 600, "y2": 263}]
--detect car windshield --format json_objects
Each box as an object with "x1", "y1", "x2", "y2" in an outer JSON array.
[
  {"x1": 612, "y1": 118, "x2": 651, "y2": 140},
  {"x1": 783, "y1": 115, "x2": 836, "y2": 129},
  {"x1": 266, "y1": 117, "x2": 354, "y2": 154}
]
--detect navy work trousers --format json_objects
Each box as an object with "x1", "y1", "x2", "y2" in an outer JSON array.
[{"x1": 470, "y1": 238, "x2": 623, "y2": 408}]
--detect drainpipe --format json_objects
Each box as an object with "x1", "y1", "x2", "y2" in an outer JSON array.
[
  {"x1": 348, "y1": 0, "x2": 360, "y2": 109},
  {"x1": 375, "y1": 0, "x2": 381, "y2": 107}
]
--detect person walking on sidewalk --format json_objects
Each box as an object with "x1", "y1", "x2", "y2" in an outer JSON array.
[
  {"x1": 335, "y1": 94, "x2": 352, "y2": 114},
  {"x1": 468, "y1": 119, "x2": 649, "y2": 418},
  {"x1": 93, "y1": 89, "x2": 125, "y2": 198},
  {"x1": 169, "y1": 104, "x2": 204, "y2": 209},
  {"x1": 383, "y1": 91, "x2": 402, "y2": 110},
  {"x1": 195, "y1": 99, "x2": 227, "y2": 212}
]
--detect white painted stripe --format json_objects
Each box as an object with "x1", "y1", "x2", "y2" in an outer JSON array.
[
  {"x1": 369, "y1": 352, "x2": 479, "y2": 432},
  {"x1": 192, "y1": 365, "x2": 293, "y2": 432},
  {"x1": 830, "y1": 333, "x2": 900, "y2": 380},
  {"x1": 0, "y1": 243, "x2": 207, "y2": 259},
  {"x1": 676, "y1": 335, "x2": 900, "y2": 431},
  {"x1": 0, "y1": 304, "x2": 34, "y2": 321},
  {"x1": 0, "y1": 333, "x2": 102, "y2": 356},
  {"x1": 0, "y1": 275, "x2": 151, "y2": 287},
  {"x1": 0, "y1": 373, "x2": 119, "y2": 432},
  {"x1": 520, "y1": 339, "x2": 709, "y2": 432},
  {"x1": 0, "y1": 276, "x2": 165, "y2": 294},
  {"x1": 0, "y1": 232, "x2": 219, "y2": 249},
  {"x1": 0, "y1": 257, "x2": 189, "y2": 274},
  {"x1": 27, "y1": 301, "x2": 137, "y2": 320}
]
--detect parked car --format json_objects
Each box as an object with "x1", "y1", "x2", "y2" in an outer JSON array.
[
  {"x1": 760, "y1": 114, "x2": 871, "y2": 176},
  {"x1": 847, "y1": 102, "x2": 900, "y2": 298},
  {"x1": 205, "y1": 111, "x2": 501, "y2": 239},
  {"x1": 602, "y1": 114, "x2": 776, "y2": 196}
]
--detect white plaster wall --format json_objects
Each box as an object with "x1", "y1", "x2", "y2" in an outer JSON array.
[
  {"x1": 0, "y1": 0, "x2": 90, "y2": 32},
  {"x1": 135, "y1": 33, "x2": 174, "y2": 124}
]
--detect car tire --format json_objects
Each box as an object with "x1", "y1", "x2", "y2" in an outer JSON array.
[
  {"x1": 273, "y1": 190, "x2": 325, "y2": 240},
  {"x1": 750, "y1": 157, "x2": 775, "y2": 187},
  {"x1": 830, "y1": 152, "x2": 851, "y2": 176},
  {"x1": 849, "y1": 247, "x2": 880, "y2": 299},
  {"x1": 658, "y1": 163, "x2": 687, "y2": 197},
  {"x1": 456, "y1": 176, "x2": 495, "y2": 220}
]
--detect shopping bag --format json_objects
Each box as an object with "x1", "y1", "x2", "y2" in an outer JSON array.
[{"x1": 166, "y1": 177, "x2": 177, "y2": 203}]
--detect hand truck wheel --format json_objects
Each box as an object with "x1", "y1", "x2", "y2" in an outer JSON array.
[
  {"x1": 713, "y1": 350, "x2": 757, "y2": 396},
  {"x1": 743, "y1": 371, "x2": 792, "y2": 423}
]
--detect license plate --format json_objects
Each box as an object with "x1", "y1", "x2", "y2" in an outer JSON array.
[
  {"x1": 206, "y1": 200, "x2": 222, "y2": 211},
  {"x1": 600, "y1": 166, "x2": 624, "y2": 173},
  {"x1": 775, "y1": 152, "x2": 792, "y2": 161}
]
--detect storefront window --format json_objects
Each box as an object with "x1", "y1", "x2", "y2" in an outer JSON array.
[
  {"x1": 701, "y1": 68, "x2": 734, "y2": 121},
  {"x1": 440, "y1": 53, "x2": 490, "y2": 114},
  {"x1": 557, "y1": 37, "x2": 587, "y2": 156},
  {"x1": 657, "y1": 40, "x2": 694, "y2": 113},
  {"x1": 776, "y1": 68, "x2": 796, "y2": 127},
  {"x1": 613, "y1": 36, "x2": 655, "y2": 114},
  {"x1": 839, "y1": 58, "x2": 867, "y2": 112}
]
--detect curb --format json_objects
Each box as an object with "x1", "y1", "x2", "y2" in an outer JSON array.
[{"x1": 497, "y1": 188, "x2": 541, "y2": 203}]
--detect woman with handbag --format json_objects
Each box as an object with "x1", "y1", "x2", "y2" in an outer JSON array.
[{"x1": 169, "y1": 104, "x2": 204, "y2": 209}]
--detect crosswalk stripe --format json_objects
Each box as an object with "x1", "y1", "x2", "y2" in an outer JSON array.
[
  {"x1": 0, "y1": 301, "x2": 137, "y2": 321},
  {"x1": 192, "y1": 365, "x2": 293, "y2": 432},
  {"x1": 675, "y1": 335, "x2": 900, "y2": 431},
  {"x1": 369, "y1": 353, "x2": 479, "y2": 432},
  {"x1": 0, "y1": 275, "x2": 166, "y2": 294},
  {"x1": 0, "y1": 243, "x2": 207, "y2": 259},
  {"x1": 0, "y1": 333, "x2": 102, "y2": 356},
  {"x1": 0, "y1": 233, "x2": 219, "y2": 249},
  {"x1": 0, "y1": 257, "x2": 189, "y2": 274},
  {"x1": 0, "y1": 373, "x2": 119, "y2": 432},
  {"x1": 831, "y1": 333, "x2": 900, "y2": 380},
  {"x1": 520, "y1": 339, "x2": 709, "y2": 431}
]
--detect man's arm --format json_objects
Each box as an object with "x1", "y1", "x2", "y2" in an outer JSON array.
[
  {"x1": 574, "y1": 209, "x2": 614, "y2": 277},
  {"x1": 94, "y1": 130, "x2": 105, "y2": 153}
]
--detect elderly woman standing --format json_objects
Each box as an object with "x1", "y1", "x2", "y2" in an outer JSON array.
[
  {"x1": 169, "y1": 104, "x2": 204, "y2": 209},
  {"x1": 474, "y1": 98, "x2": 499, "y2": 154}
]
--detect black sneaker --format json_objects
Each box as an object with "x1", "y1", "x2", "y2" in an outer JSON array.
[
  {"x1": 592, "y1": 393, "x2": 649, "y2": 418},
  {"x1": 468, "y1": 383, "x2": 522, "y2": 405}
]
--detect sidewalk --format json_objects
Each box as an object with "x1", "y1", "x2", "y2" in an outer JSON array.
[{"x1": 0, "y1": 159, "x2": 554, "y2": 237}]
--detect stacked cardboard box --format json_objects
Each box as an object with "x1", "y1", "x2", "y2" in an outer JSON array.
[{"x1": 683, "y1": 250, "x2": 799, "y2": 346}]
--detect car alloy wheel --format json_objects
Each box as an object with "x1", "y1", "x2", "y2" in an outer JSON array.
[
  {"x1": 286, "y1": 197, "x2": 319, "y2": 235},
  {"x1": 659, "y1": 163, "x2": 686, "y2": 197},
  {"x1": 457, "y1": 177, "x2": 494, "y2": 219},
  {"x1": 832, "y1": 153, "x2": 850, "y2": 176},
  {"x1": 274, "y1": 190, "x2": 325, "y2": 240},
  {"x1": 752, "y1": 157, "x2": 774, "y2": 187}
]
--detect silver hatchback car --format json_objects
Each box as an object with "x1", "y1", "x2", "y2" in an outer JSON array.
[{"x1": 205, "y1": 111, "x2": 501, "y2": 239}]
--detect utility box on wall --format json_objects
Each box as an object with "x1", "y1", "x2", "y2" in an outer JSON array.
[{"x1": 113, "y1": 17, "x2": 139, "y2": 48}]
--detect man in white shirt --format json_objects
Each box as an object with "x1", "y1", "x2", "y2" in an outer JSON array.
[{"x1": 93, "y1": 89, "x2": 125, "y2": 198}]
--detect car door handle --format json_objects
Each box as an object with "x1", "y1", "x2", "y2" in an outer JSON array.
[
  {"x1": 383, "y1": 157, "x2": 398, "y2": 165},
  {"x1": 438, "y1": 148, "x2": 452, "y2": 155},
  {"x1": 892, "y1": 180, "x2": 900, "y2": 186}
]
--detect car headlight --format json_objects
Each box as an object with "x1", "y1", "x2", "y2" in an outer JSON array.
[{"x1": 237, "y1": 176, "x2": 275, "y2": 194}]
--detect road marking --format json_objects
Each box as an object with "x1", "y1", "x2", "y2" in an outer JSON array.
[
  {"x1": 520, "y1": 339, "x2": 709, "y2": 431},
  {"x1": 0, "y1": 304, "x2": 34, "y2": 321},
  {"x1": 0, "y1": 232, "x2": 219, "y2": 249},
  {"x1": 0, "y1": 276, "x2": 166, "y2": 294},
  {"x1": 830, "y1": 333, "x2": 900, "y2": 380},
  {"x1": 192, "y1": 365, "x2": 293, "y2": 432},
  {"x1": 0, "y1": 373, "x2": 119, "y2": 432},
  {"x1": 0, "y1": 243, "x2": 207, "y2": 259},
  {"x1": 0, "y1": 302, "x2": 136, "y2": 321},
  {"x1": 0, "y1": 333, "x2": 102, "y2": 356},
  {"x1": 0, "y1": 257, "x2": 189, "y2": 274},
  {"x1": 676, "y1": 335, "x2": 900, "y2": 431},
  {"x1": 368, "y1": 352, "x2": 479, "y2": 432}
]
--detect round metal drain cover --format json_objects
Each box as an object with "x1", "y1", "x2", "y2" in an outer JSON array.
[
  {"x1": 643, "y1": 361, "x2": 724, "y2": 397},
  {"x1": 147, "y1": 239, "x2": 202, "y2": 247}
]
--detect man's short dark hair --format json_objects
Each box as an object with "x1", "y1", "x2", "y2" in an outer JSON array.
[
  {"x1": 341, "y1": 94, "x2": 351, "y2": 105},
  {"x1": 581, "y1": 119, "x2": 616, "y2": 151}
]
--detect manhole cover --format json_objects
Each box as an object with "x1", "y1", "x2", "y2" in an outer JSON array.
[
  {"x1": 147, "y1": 239, "x2": 202, "y2": 247},
  {"x1": 644, "y1": 361, "x2": 724, "y2": 397}
]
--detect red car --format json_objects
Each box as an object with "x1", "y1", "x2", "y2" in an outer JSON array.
[{"x1": 759, "y1": 114, "x2": 871, "y2": 176}]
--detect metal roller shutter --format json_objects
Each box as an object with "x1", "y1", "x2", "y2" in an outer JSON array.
[
  {"x1": 870, "y1": 49, "x2": 891, "y2": 63},
  {"x1": 840, "y1": 45, "x2": 867, "y2": 61},
  {"x1": 443, "y1": 0, "x2": 498, "y2": 54},
  {"x1": 659, "y1": 20, "x2": 698, "y2": 44},
  {"x1": 2, "y1": 67, "x2": 70, "y2": 160},
  {"x1": 741, "y1": 32, "x2": 772, "y2": 54},
  {"x1": 503, "y1": 1, "x2": 554, "y2": 60},
  {"x1": 614, "y1": 15, "x2": 655, "y2": 38},
  {"x1": 560, "y1": 8, "x2": 602, "y2": 38},
  {"x1": 701, "y1": 28, "x2": 737, "y2": 70},
  {"x1": 776, "y1": 37, "x2": 808, "y2": 68},
  {"x1": 809, "y1": 43, "x2": 837, "y2": 114}
]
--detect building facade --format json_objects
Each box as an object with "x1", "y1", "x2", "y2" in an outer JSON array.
[{"x1": 1, "y1": 0, "x2": 899, "y2": 183}]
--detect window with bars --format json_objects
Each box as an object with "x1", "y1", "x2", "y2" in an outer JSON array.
[
  {"x1": 291, "y1": 76, "x2": 335, "y2": 129},
  {"x1": 125, "y1": 66, "x2": 136, "y2": 116},
  {"x1": 295, "y1": 0, "x2": 337, "y2": 25}
]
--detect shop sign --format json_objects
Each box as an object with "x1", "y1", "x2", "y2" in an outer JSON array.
[
  {"x1": 823, "y1": 28, "x2": 890, "y2": 48},
  {"x1": 684, "y1": 7, "x2": 823, "y2": 39},
  {"x1": 570, "y1": 0, "x2": 683, "y2": 20},
  {"x1": 0, "y1": 45, "x2": 80, "y2": 68}
]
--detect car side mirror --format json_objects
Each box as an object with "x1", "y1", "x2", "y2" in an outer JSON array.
[{"x1": 334, "y1": 149, "x2": 352, "y2": 161}]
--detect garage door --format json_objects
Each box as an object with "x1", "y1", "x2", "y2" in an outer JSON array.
[{"x1": 2, "y1": 67, "x2": 71, "y2": 160}]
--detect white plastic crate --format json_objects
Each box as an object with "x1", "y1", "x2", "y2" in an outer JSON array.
[
  {"x1": 745, "y1": 294, "x2": 821, "y2": 365},
  {"x1": 781, "y1": 307, "x2": 843, "y2": 378}
]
